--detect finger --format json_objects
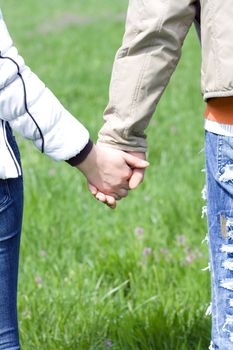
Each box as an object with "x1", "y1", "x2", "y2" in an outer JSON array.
[
  {"x1": 107, "y1": 192, "x2": 123, "y2": 201},
  {"x1": 88, "y1": 183, "x2": 98, "y2": 195},
  {"x1": 118, "y1": 188, "x2": 129, "y2": 198},
  {"x1": 124, "y1": 153, "x2": 149, "y2": 169},
  {"x1": 129, "y1": 169, "x2": 145, "y2": 189},
  {"x1": 109, "y1": 193, "x2": 121, "y2": 201},
  {"x1": 95, "y1": 192, "x2": 107, "y2": 202},
  {"x1": 118, "y1": 181, "x2": 130, "y2": 191},
  {"x1": 105, "y1": 195, "x2": 116, "y2": 209},
  {"x1": 110, "y1": 189, "x2": 128, "y2": 200}
]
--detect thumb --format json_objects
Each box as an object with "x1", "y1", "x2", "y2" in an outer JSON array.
[
  {"x1": 129, "y1": 168, "x2": 145, "y2": 189},
  {"x1": 124, "y1": 153, "x2": 149, "y2": 169}
]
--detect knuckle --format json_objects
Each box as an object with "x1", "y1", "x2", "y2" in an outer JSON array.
[
  {"x1": 120, "y1": 190, "x2": 128, "y2": 198},
  {"x1": 124, "y1": 169, "x2": 132, "y2": 180}
]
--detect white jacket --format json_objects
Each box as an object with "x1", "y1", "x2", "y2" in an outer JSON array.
[{"x1": 0, "y1": 10, "x2": 90, "y2": 179}]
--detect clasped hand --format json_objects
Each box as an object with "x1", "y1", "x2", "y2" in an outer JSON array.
[{"x1": 76, "y1": 144, "x2": 149, "y2": 208}]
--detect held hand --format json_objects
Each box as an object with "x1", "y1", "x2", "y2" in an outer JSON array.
[
  {"x1": 88, "y1": 183, "x2": 117, "y2": 209},
  {"x1": 87, "y1": 149, "x2": 147, "y2": 208},
  {"x1": 76, "y1": 145, "x2": 149, "y2": 208},
  {"x1": 127, "y1": 152, "x2": 146, "y2": 189}
]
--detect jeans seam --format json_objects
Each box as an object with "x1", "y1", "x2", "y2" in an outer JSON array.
[{"x1": 217, "y1": 134, "x2": 223, "y2": 172}]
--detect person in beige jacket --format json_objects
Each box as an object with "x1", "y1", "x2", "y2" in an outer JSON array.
[{"x1": 90, "y1": 1, "x2": 233, "y2": 349}]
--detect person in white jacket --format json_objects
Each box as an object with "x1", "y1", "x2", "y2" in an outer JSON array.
[{"x1": 0, "y1": 10, "x2": 149, "y2": 350}]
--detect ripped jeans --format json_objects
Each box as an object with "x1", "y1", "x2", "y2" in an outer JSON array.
[
  {"x1": 206, "y1": 130, "x2": 233, "y2": 349},
  {"x1": 0, "y1": 123, "x2": 23, "y2": 350}
]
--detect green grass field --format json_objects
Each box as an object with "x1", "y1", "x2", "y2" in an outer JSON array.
[{"x1": 2, "y1": 1, "x2": 209, "y2": 349}]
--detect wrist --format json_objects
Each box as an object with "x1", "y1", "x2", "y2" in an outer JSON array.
[
  {"x1": 66, "y1": 139, "x2": 94, "y2": 167},
  {"x1": 75, "y1": 144, "x2": 97, "y2": 175},
  {"x1": 127, "y1": 151, "x2": 146, "y2": 160}
]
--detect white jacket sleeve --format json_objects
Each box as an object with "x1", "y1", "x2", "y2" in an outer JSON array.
[{"x1": 0, "y1": 11, "x2": 90, "y2": 161}]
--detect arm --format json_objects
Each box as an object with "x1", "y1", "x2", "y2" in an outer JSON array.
[
  {"x1": 98, "y1": 0, "x2": 197, "y2": 152},
  {"x1": 0, "y1": 10, "x2": 90, "y2": 162},
  {"x1": 0, "y1": 10, "x2": 149, "y2": 208},
  {"x1": 92, "y1": 0, "x2": 197, "y2": 206}
]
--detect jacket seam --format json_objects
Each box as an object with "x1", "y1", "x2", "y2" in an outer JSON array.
[
  {"x1": 123, "y1": 0, "x2": 169, "y2": 137},
  {"x1": 0, "y1": 65, "x2": 27, "y2": 91},
  {"x1": 159, "y1": 0, "x2": 169, "y2": 31},
  {"x1": 0, "y1": 83, "x2": 45, "y2": 119},
  {"x1": 209, "y1": 0, "x2": 221, "y2": 89},
  {"x1": 126, "y1": 48, "x2": 151, "y2": 137},
  {"x1": 0, "y1": 53, "x2": 45, "y2": 152},
  {"x1": 128, "y1": 19, "x2": 192, "y2": 131}
]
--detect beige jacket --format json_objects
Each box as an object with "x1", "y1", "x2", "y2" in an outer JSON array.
[{"x1": 98, "y1": 0, "x2": 233, "y2": 152}]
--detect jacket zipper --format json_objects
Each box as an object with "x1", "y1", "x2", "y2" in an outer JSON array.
[{"x1": 2, "y1": 120, "x2": 21, "y2": 176}]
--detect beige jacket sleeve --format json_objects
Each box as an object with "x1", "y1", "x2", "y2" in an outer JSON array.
[{"x1": 98, "y1": 0, "x2": 197, "y2": 152}]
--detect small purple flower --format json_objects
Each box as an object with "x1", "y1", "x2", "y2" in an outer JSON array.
[
  {"x1": 160, "y1": 247, "x2": 169, "y2": 255},
  {"x1": 176, "y1": 234, "x2": 186, "y2": 246},
  {"x1": 35, "y1": 276, "x2": 43, "y2": 285},
  {"x1": 104, "y1": 339, "x2": 113, "y2": 348},
  {"x1": 185, "y1": 254, "x2": 195, "y2": 264},
  {"x1": 135, "y1": 227, "x2": 144, "y2": 237},
  {"x1": 142, "y1": 247, "x2": 152, "y2": 256},
  {"x1": 170, "y1": 126, "x2": 178, "y2": 134},
  {"x1": 39, "y1": 250, "x2": 47, "y2": 257}
]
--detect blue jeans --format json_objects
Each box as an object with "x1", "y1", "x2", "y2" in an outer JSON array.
[
  {"x1": 0, "y1": 123, "x2": 23, "y2": 350},
  {"x1": 206, "y1": 130, "x2": 233, "y2": 349},
  {"x1": 2, "y1": 127, "x2": 233, "y2": 349}
]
